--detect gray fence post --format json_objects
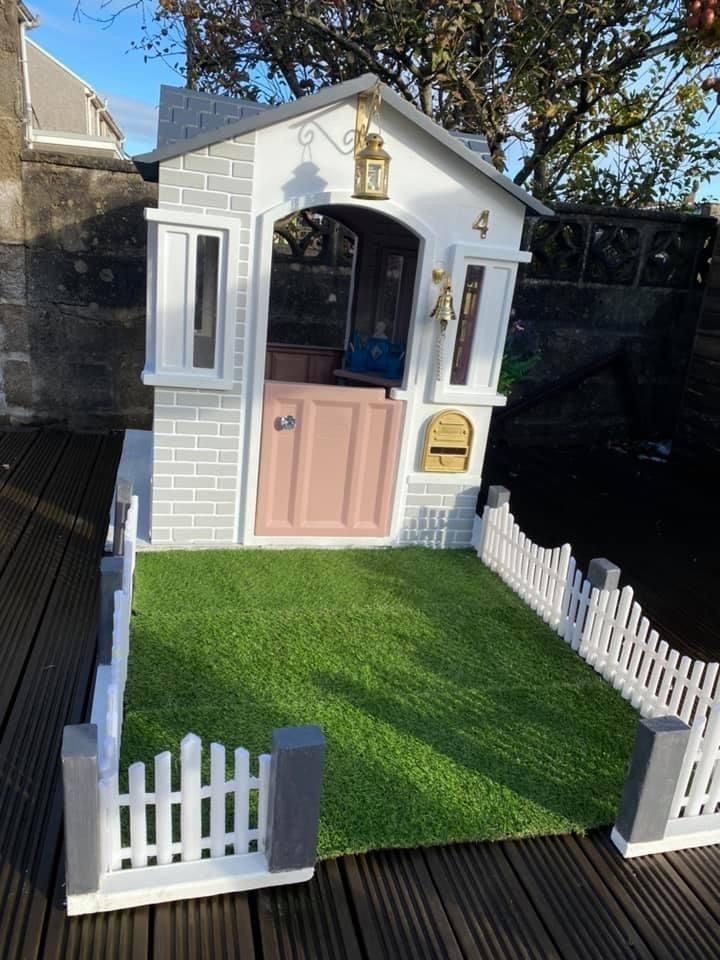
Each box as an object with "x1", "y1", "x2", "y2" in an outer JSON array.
[
  {"x1": 62, "y1": 724, "x2": 101, "y2": 897},
  {"x1": 588, "y1": 557, "x2": 621, "y2": 592},
  {"x1": 112, "y1": 478, "x2": 133, "y2": 557},
  {"x1": 97, "y1": 556, "x2": 123, "y2": 664},
  {"x1": 487, "y1": 485, "x2": 511, "y2": 509},
  {"x1": 612, "y1": 715, "x2": 691, "y2": 855},
  {"x1": 266, "y1": 725, "x2": 325, "y2": 872}
]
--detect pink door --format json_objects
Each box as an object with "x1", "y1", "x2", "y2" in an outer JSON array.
[{"x1": 255, "y1": 382, "x2": 405, "y2": 537}]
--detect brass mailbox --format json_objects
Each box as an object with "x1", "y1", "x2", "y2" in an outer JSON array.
[{"x1": 421, "y1": 410, "x2": 473, "y2": 473}]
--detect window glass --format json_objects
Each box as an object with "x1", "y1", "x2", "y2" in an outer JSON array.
[
  {"x1": 193, "y1": 235, "x2": 219, "y2": 369},
  {"x1": 451, "y1": 265, "x2": 484, "y2": 385},
  {"x1": 376, "y1": 252, "x2": 404, "y2": 338}
]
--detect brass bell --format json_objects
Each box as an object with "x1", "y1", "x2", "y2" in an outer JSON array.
[{"x1": 431, "y1": 278, "x2": 456, "y2": 332}]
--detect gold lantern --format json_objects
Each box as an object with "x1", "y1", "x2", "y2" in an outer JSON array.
[{"x1": 353, "y1": 132, "x2": 391, "y2": 200}]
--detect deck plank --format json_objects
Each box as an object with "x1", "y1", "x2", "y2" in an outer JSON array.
[
  {"x1": 423, "y1": 841, "x2": 560, "y2": 960},
  {"x1": 577, "y1": 832, "x2": 720, "y2": 960},
  {"x1": 0, "y1": 430, "x2": 123, "y2": 960},
  {"x1": 12, "y1": 435, "x2": 125, "y2": 960},
  {"x1": 258, "y1": 858, "x2": 362, "y2": 960},
  {"x1": 342, "y1": 848, "x2": 463, "y2": 960},
  {"x1": 152, "y1": 895, "x2": 253, "y2": 960},
  {"x1": 502, "y1": 834, "x2": 656, "y2": 960}
]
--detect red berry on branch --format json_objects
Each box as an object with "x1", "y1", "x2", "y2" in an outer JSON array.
[
  {"x1": 687, "y1": 13, "x2": 700, "y2": 26},
  {"x1": 689, "y1": 0, "x2": 702, "y2": 10},
  {"x1": 702, "y1": 7, "x2": 716, "y2": 25},
  {"x1": 249, "y1": 19, "x2": 263, "y2": 33}
]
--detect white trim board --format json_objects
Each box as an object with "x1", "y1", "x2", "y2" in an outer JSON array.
[
  {"x1": 67, "y1": 854, "x2": 313, "y2": 915},
  {"x1": 611, "y1": 826, "x2": 720, "y2": 859}
]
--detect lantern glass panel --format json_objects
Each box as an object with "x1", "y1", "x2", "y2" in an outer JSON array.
[{"x1": 367, "y1": 161, "x2": 384, "y2": 193}]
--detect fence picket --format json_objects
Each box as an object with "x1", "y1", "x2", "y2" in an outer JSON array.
[
  {"x1": 509, "y1": 521, "x2": 521, "y2": 589},
  {"x1": 630, "y1": 629, "x2": 660, "y2": 713},
  {"x1": 519, "y1": 532, "x2": 530, "y2": 596},
  {"x1": 701, "y1": 714, "x2": 720, "y2": 816},
  {"x1": 155, "y1": 751, "x2": 173, "y2": 866},
  {"x1": 257, "y1": 753, "x2": 271, "y2": 853},
  {"x1": 696, "y1": 663, "x2": 720, "y2": 725},
  {"x1": 594, "y1": 589, "x2": 620, "y2": 674},
  {"x1": 670, "y1": 714, "x2": 706, "y2": 818},
  {"x1": 668, "y1": 656, "x2": 693, "y2": 717},
  {"x1": 656, "y1": 648, "x2": 680, "y2": 713},
  {"x1": 644, "y1": 641, "x2": 670, "y2": 717},
  {"x1": 210, "y1": 743, "x2": 227, "y2": 859},
  {"x1": 604, "y1": 586, "x2": 633, "y2": 681},
  {"x1": 685, "y1": 708, "x2": 720, "y2": 817},
  {"x1": 128, "y1": 762, "x2": 147, "y2": 868},
  {"x1": 98, "y1": 776, "x2": 113, "y2": 874},
  {"x1": 612, "y1": 602, "x2": 641, "y2": 694},
  {"x1": 181, "y1": 733, "x2": 202, "y2": 861},
  {"x1": 680, "y1": 661, "x2": 709, "y2": 726},
  {"x1": 234, "y1": 747, "x2": 250, "y2": 855},
  {"x1": 550, "y1": 545, "x2": 572, "y2": 631}
]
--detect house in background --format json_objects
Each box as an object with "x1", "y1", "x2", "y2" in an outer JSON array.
[
  {"x1": 132, "y1": 74, "x2": 549, "y2": 549},
  {"x1": 18, "y1": 1, "x2": 124, "y2": 158}
]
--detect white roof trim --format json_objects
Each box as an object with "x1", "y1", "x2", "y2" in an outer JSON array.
[{"x1": 134, "y1": 74, "x2": 551, "y2": 216}]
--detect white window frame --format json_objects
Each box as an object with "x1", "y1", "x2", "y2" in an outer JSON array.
[
  {"x1": 142, "y1": 208, "x2": 240, "y2": 390},
  {"x1": 432, "y1": 243, "x2": 531, "y2": 406}
]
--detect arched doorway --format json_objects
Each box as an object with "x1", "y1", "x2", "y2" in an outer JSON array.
[
  {"x1": 264, "y1": 205, "x2": 419, "y2": 389},
  {"x1": 254, "y1": 203, "x2": 421, "y2": 540}
]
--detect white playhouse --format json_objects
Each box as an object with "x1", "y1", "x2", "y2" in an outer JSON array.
[{"x1": 134, "y1": 74, "x2": 550, "y2": 548}]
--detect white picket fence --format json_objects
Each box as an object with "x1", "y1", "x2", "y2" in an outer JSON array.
[
  {"x1": 101, "y1": 734, "x2": 271, "y2": 872},
  {"x1": 68, "y1": 493, "x2": 318, "y2": 916},
  {"x1": 92, "y1": 495, "x2": 138, "y2": 779},
  {"x1": 477, "y1": 497, "x2": 720, "y2": 856}
]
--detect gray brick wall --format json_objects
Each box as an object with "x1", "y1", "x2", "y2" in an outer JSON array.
[
  {"x1": 157, "y1": 85, "x2": 267, "y2": 148},
  {"x1": 151, "y1": 134, "x2": 254, "y2": 546},
  {"x1": 400, "y1": 479, "x2": 479, "y2": 548}
]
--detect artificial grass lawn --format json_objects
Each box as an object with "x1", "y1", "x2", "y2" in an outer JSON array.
[{"x1": 121, "y1": 548, "x2": 638, "y2": 859}]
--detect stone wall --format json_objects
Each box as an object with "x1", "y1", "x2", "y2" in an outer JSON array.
[
  {"x1": 1, "y1": 151, "x2": 157, "y2": 428},
  {"x1": 0, "y1": 0, "x2": 157, "y2": 429},
  {"x1": 503, "y1": 204, "x2": 716, "y2": 445}
]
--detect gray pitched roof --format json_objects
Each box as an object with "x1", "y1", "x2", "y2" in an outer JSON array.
[
  {"x1": 135, "y1": 74, "x2": 551, "y2": 215},
  {"x1": 157, "y1": 84, "x2": 268, "y2": 148}
]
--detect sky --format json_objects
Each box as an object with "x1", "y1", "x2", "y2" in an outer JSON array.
[
  {"x1": 27, "y1": 1, "x2": 177, "y2": 155},
  {"x1": 23, "y1": 2, "x2": 720, "y2": 200}
]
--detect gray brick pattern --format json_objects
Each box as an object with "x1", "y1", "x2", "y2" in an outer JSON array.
[
  {"x1": 158, "y1": 85, "x2": 267, "y2": 147},
  {"x1": 400, "y1": 480, "x2": 479, "y2": 548},
  {"x1": 151, "y1": 135, "x2": 255, "y2": 546}
]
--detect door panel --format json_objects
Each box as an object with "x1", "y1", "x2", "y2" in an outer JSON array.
[{"x1": 255, "y1": 382, "x2": 405, "y2": 537}]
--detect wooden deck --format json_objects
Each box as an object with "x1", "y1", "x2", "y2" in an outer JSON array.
[{"x1": 1, "y1": 429, "x2": 720, "y2": 958}]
